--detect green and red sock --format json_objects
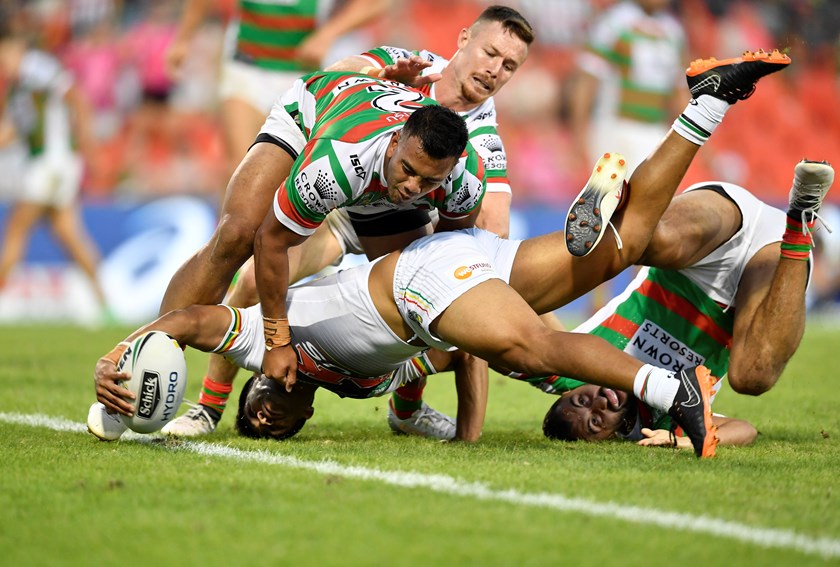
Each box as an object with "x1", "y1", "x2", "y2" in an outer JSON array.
[
  {"x1": 780, "y1": 213, "x2": 815, "y2": 261},
  {"x1": 198, "y1": 376, "x2": 233, "y2": 416},
  {"x1": 390, "y1": 378, "x2": 427, "y2": 419}
]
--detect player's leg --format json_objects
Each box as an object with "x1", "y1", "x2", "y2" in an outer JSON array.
[
  {"x1": 219, "y1": 98, "x2": 268, "y2": 184},
  {"x1": 0, "y1": 201, "x2": 44, "y2": 287},
  {"x1": 475, "y1": 191, "x2": 512, "y2": 238},
  {"x1": 639, "y1": 189, "x2": 743, "y2": 269},
  {"x1": 728, "y1": 160, "x2": 834, "y2": 395},
  {"x1": 158, "y1": 143, "x2": 295, "y2": 314},
  {"x1": 48, "y1": 204, "x2": 107, "y2": 306},
  {"x1": 434, "y1": 278, "x2": 718, "y2": 457},
  {"x1": 512, "y1": 50, "x2": 792, "y2": 315}
]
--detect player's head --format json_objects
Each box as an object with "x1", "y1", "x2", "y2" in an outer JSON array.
[
  {"x1": 449, "y1": 5, "x2": 533, "y2": 104},
  {"x1": 543, "y1": 384, "x2": 637, "y2": 442},
  {"x1": 235, "y1": 374, "x2": 316, "y2": 440},
  {"x1": 384, "y1": 104, "x2": 468, "y2": 204}
]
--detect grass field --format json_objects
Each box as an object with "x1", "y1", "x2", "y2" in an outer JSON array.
[{"x1": 1, "y1": 323, "x2": 839, "y2": 566}]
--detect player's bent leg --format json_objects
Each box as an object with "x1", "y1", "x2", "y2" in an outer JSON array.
[
  {"x1": 579, "y1": 49, "x2": 791, "y2": 261},
  {"x1": 435, "y1": 279, "x2": 717, "y2": 456},
  {"x1": 288, "y1": 222, "x2": 346, "y2": 283},
  {"x1": 159, "y1": 144, "x2": 295, "y2": 314},
  {"x1": 386, "y1": 349, "x2": 459, "y2": 441},
  {"x1": 565, "y1": 152, "x2": 627, "y2": 257}
]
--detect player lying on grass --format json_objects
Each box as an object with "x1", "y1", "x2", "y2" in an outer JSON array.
[
  {"x1": 161, "y1": 48, "x2": 792, "y2": 441},
  {"x1": 89, "y1": 50, "x2": 791, "y2": 457},
  {"x1": 169, "y1": 6, "x2": 542, "y2": 440},
  {"x1": 527, "y1": 160, "x2": 833, "y2": 449}
]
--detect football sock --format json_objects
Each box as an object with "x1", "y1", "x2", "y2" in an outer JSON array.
[
  {"x1": 672, "y1": 95, "x2": 731, "y2": 146},
  {"x1": 390, "y1": 378, "x2": 426, "y2": 419},
  {"x1": 780, "y1": 213, "x2": 816, "y2": 261},
  {"x1": 633, "y1": 364, "x2": 680, "y2": 412},
  {"x1": 198, "y1": 376, "x2": 233, "y2": 418}
]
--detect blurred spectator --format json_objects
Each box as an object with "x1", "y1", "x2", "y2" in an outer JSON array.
[
  {"x1": 568, "y1": 0, "x2": 687, "y2": 175},
  {"x1": 165, "y1": 0, "x2": 391, "y2": 199},
  {"x1": 0, "y1": 8, "x2": 108, "y2": 314}
]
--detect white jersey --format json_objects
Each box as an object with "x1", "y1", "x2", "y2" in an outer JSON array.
[{"x1": 213, "y1": 229, "x2": 521, "y2": 398}]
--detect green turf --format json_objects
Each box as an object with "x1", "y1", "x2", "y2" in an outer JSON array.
[{"x1": 1, "y1": 324, "x2": 838, "y2": 565}]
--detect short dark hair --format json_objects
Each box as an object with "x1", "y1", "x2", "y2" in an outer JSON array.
[
  {"x1": 235, "y1": 375, "x2": 307, "y2": 441},
  {"x1": 542, "y1": 396, "x2": 578, "y2": 441},
  {"x1": 402, "y1": 104, "x2": 468, "y2": 161},
  {"x1": 474, "y1": 5, "x2": 535, "y2": 46}
]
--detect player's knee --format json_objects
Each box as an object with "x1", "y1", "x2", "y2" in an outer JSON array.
[
  {"x1": 493, "y1": 331, "x2": 554, "y2": 376},
  {"x1": 213, "y1": 215, "x2": 259, "y2": 262},
  {"x1": 728, "y1": 371, "x2": 775, "y2": 396}
]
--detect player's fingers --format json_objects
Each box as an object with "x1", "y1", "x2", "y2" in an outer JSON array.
[
  {"x1": 414, "y1": 73, "x2": 442, "y2": 86},
  {"x1": 284, "y1": 367, "x2": 297, "y2": 392}
]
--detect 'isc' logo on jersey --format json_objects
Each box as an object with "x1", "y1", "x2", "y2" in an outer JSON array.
[{"x1": 350, "y1": 154, "x2": 366, "y2": 179}]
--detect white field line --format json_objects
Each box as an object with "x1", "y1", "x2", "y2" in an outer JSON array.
[{"x1": 3, "y1": 411, "x2": 840, "y2": 560}]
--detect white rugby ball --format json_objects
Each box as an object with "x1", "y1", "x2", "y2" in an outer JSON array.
[{"x1": 115, "y1": 331, "x2": 187, "y2": 433}]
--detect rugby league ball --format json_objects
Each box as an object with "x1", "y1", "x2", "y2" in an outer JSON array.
[{"x1": 115, "y1": 331, "x2": 187, "y2": 433}]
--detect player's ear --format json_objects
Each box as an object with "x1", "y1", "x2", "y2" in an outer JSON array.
[{"x1": 457, "y1": 27, "x2": 470, "y2": 49}]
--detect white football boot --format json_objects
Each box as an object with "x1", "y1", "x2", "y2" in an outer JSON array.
[
  {"x1": 788, "y1": 159, "x2": 834, "y2": 231},
  {"x1": 387, "y1": 401, "x2": 456, "y2": 441},
  {"x1": 87, "y1": 402, "x2": 128, "y2": 441},
  {"x1": 161, "y1": 403, "x2": 219, "y2": 437}
]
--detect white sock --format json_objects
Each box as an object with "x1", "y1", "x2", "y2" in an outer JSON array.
[
  {"x1": 672, "y1": 95, "x2": 731, "y2": 146},
  {"x1": 633, "y1": 364, "x2": 679, "y2": 411}
]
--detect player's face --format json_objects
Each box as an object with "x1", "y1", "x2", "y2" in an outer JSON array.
[
  {"x1": 384, "y1": 132, "x2": 458, "y2": 204},
  {"x1": 450, "y1": 20, "x2": 529, "y2": 104},
  {"x1": 555, "y1": 384, "x2": 634, "y2": 441},
  {"x1": 244, "y1": 376, "x2": 315, "y2": 438}
]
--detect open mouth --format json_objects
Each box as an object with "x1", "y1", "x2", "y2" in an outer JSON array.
[
  {"x1": 473, "y1": 76, "x2": 492, "y2": 92},
  {"x1": 601, "y1": 388, "x2": 623, "y2": 411}
]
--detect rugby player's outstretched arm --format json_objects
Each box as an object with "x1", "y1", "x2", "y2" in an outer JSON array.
[{"x1": 93, "y1": 305, "x2": 234, "y2": 416}]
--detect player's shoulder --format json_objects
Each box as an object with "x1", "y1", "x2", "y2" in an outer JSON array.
[{"x1": 463, "y1": 98, "x2": 498, "y2": 128}]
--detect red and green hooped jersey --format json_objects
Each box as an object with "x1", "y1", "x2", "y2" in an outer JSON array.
[
  {"x1": 274, "y1": 71, "x2": 486, "y2": 235},
  {"x1": 513, "y1": 266, "x2": 733, "y2": 430},
  {"x1": 581, "y1": 1, "x2": 685, "y2": 123},
  {"x1": 234, "y1": 0, "x2": 331, "y2": 71},
  {"x1": 513, "y1": 266, "x2": 732, "y2": 390},
  {"x1": 360, "y1": 46, "x2": 510, "y2": 194}
]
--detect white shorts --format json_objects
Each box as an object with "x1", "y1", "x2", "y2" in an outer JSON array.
[
  {"x1": 20, "y1": 152, "x2": 83, "y2": 207},
  {"x1": 219, "y1": 59, "x2": 302, "y2": 116},
  {"x1": 393, "y1": 229, "x2": 520, "y2": 351},
  {"x1": 680, "y1": 182, "x2": 788, "y2": 307},
  {"x1": 213, "y1": 261, "x2": 437, "y2": 399}
]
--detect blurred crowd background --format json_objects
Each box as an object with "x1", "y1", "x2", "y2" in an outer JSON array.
[
  {"x1": 1, "y1": 0, "x2": 839, "y2": 324},
  {"x1": 1, "y1": 0, "x2": 838, "y2": 202}
]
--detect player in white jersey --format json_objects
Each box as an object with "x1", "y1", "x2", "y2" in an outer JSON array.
[
  {"x1": 160, "y1": 6, "x2": 535, "y2": 438},
  {"x1": 0, "y1": 18, "x2": 106, "y2": 311},
  {"x1": 92, "y1": 45, "x2": 803, "y2": 459},
  {"x1": 533, "y1": 160, "x2": 833, "y2": 450}
]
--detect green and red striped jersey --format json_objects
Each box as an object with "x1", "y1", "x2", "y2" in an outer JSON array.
[{"x1": 273, "y1": 71, "x2": 486, "y2": 235}]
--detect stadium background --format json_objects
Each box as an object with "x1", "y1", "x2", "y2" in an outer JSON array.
[{"x1": 1, "y1": 0, "x2": 839, "y2": 326}]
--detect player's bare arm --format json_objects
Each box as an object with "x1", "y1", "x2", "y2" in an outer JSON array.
[{"x1": 253, "y1": 210, "x2": 307, "y2": 392}]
